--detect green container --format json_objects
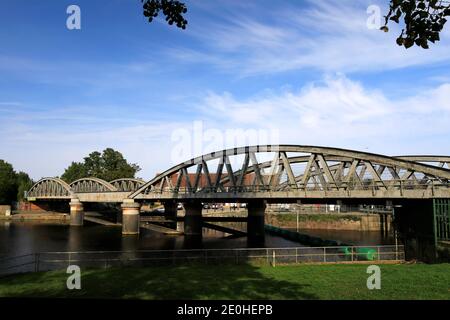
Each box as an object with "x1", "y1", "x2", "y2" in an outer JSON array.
[
  {"x1": 340, "y1": 247, "x2": 378, "y2": 260},
  {"x1": 356, "y1": 248, "x2": 378, "y2": 261}
]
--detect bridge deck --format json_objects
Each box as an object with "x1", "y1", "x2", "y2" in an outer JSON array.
[{"x1": 134, "y1": 188, "x2": 450, "y2": 202}]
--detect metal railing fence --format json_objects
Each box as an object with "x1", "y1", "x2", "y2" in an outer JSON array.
[
  {"x1": 0, "y1": 245, "x2": 404, "y2": 277},
  {"x1": 147, "y1": 179, "x2": 449, "y2": 193}
]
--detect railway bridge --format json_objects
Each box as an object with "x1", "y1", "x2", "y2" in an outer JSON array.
[{"x1": 27, "y1": 145, "x2": 450, "y2": 256}]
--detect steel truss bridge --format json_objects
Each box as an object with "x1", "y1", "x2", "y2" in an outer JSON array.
[{"x1": 27, "y1": 145, "x2": 450, "y2": 203}]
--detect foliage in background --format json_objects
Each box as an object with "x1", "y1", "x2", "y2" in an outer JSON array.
[
  {"x1": 140, "y1": 0, "x2": 450, "y2": 49},
  {"x1": 0, "y1": 160, "x2": 18, "y2": 204},
  {"x1": 61, "y1": 148, "x2": 141, "y2": 183},
  {"x1": 0, "y1": 160, "x2": 34, "y2": 204},
  {"x1": 16, "y1": 172, "x2": 34, "y2": 201},
  {"x1": 60, "y1": 162, "x2": 87, "y2": 184},
  {"x1": 383, "y1": 0, "x2": 450, "y2": 49},
  {"x1": 141, "y1": 0, "x2": 187, "y2": 29}
]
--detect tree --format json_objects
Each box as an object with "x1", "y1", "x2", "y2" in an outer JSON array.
[
  {"x1": 83, "y1": 151, "x2": 103, "y2": 178},
  {"x1": 61, "y1": 148, "x2": 141, "y2": 183},
  {"x1": 0, "y1": 160, "x2": 18, "y2": 204},
  {"x1": 142, "y1": 0, "x2": 187, "y2": 29},
  {"x1": 60, "y1": 162, "x2": 87, "y2": 184},
  {"x1": 16, "y1": 171, "x2": 33, "y2": 201},
  {"x1": 99, "y1": 148, "x2": 141, "y2": 181},
  {"x1": 141, "y1": 1, "x2": 450, "y2": 49},
  {"x1": 383, "y1": 0, "x2": 450, "y2": 49}
]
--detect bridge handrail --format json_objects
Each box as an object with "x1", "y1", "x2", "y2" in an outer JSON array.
[{"x1": 147, "y1": 178, "x2": 449, "y2": 194}]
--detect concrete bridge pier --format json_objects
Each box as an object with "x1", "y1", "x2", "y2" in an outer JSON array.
[
  {"x1": 394, "y1": 200, "x2": 437, "y2": 262},
  {"x1": 69, "y1": 198, "x2": 84, "y2": 226},
  {"x1": 164, "y1": 201, "x2": 178, "y2": 229},
  {"x1": 184, "y1": 201, "x2": 203, "y2": 236},
  {"x1": 121, "y1": 199, "x2": 141, "y2": 235},
  {"x1": 247, "y1": 201, "x2": 266, "y2": 246}
]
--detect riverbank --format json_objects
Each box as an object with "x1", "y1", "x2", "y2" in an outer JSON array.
[
  {"x1": 266, "y1": 213, "x2": 392, "y2": 232},
  {"x1": 0, "y1": 263, "x2": 448, "y2": 299},
  {"x1": 1, "y1": 210, "x2": 391, "y2": 232},
  {"x1": 0, "y1": 212, "x2": 68, "y2": 221}
]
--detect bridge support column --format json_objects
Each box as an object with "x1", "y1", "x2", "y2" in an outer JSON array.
[
  {"x1": 247, "y1": 201, "x2": 266, "y2": 246},
  {"x1": 164, "y1": 201, "x2": 178, "y2": 230},
  {"x1": 394, "y1": 200, "x2": 441, "y2": 262},
  {"x1": 121, "y1": 200, "x2": 141, "y2": 236},
  {"x1": 184, "y1": 202, "x2": 203, "y2": 236},
  {"x1": 69, "y1": 198, "x2": 84, "y2": 226},
  {"x1": 336, "y1": 200, "x2": 343, "y2": 213}
]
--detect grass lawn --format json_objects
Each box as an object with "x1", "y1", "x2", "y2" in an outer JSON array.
[{"x1": 0, "y1": 263, "x2": 449, "y2": 300}]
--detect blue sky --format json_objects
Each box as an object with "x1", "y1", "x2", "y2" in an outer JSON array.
[{"x1": 1, "y1": 0, "x2": 450, "y2": 180}]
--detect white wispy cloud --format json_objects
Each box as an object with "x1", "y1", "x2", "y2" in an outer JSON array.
[
  {"x1": 2, "y1": 74, "x2": 450, "y2": 180},
  {"x1": 2, "y1": 0, "x2": 450, "y2": 180},
  {"x1": 171, "y1": 0, "x2": 450, "y2": 76},
  {"x1": 196, "y1": 74, "x2": 450, "y2": 154},
  {"x1": 200, "y1": 75, "x2": 390, "y2": 127}
]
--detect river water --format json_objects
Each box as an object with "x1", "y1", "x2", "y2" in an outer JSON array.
[
  {"x1": 0, "y1": 221, "x2": 301, "y2": 257},
  {"x1": 0, "y1": 220, "x2": 395, "y2": 258},
  {"x1": 290, "y1": 228, "x2": 396, "y2": 246}
]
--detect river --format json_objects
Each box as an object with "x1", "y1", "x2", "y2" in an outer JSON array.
[{"x1": 0, "y1": 220, "x2": 395, "y2": 258}]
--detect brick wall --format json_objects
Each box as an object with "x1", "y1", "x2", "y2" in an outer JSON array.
[
  {"x1": 0, "y1": 205, "x2": 11, "y2": 215},
  {"x1": 17, "y1": 201, "x2": 69, "y2": 213}
]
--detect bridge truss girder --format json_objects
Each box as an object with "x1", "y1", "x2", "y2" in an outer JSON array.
[
  {"x1": 26, "y1": 146, "x2": 450, "y2": 202},
  {"x1": 129, "y1": 145, "x2": 450, "y2": 201}
]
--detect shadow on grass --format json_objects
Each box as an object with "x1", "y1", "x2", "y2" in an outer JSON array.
[{"x1": 0, "y1": 262, "x2": 318, "y2": 300}]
